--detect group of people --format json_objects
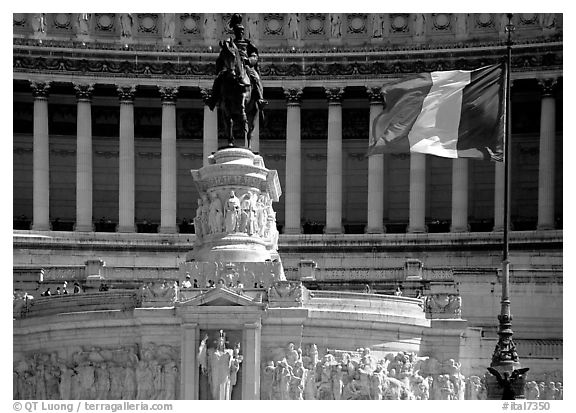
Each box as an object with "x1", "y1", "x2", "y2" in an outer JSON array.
[{"x1": 39, "y1": 281, "x2": 81, "y2": 297}]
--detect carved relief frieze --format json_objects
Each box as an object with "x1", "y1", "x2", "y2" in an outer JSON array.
[
  {"x1": 432, "y1": 13, "x2": 452, "y2": 32},
  {"x1": 13, "y1": 344, "x2": 180, "y2": 400},
  {"x1": 263, "y1": 14, "x2": 284, "y2": 36},
  {"x1": 52, "y1": 14, "x2": 73, "y2": 31},
  {"x1": 390, "y1": 14, "x2": 410, "y2": 33},
  {"x1": 180, "y1": 14, "x2": 201, "y2": 36},
  {"x1": 94, "y1": 14, "x2": 116, "y2": 32},
  {"x1": 305, "y1": 14, "x2": 326, "y2": 36},
  {"x1": 137, "y1": 14, "x2": 159, "y2": 34},
  {"x1": 475, "y1": 13, "x2": 495, "y2": 29},
  {"x1": 346, "y1": 14, "x2": 367, "y2": 35},
  {"x1": 13, "y1": 13, "x2": 27, "y2": 27}
]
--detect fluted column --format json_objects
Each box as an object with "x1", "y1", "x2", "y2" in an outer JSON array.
[
  {"x1": 283, "y1": 88, "x2": 303, "y2": 234},
  {"x1": 324, "y1": 87, "x2": 344, "y2": 234},
  {"x1": 159, "y1": 86, "x2": 179, "y2": 234},
  {"x1": 537, "y1": 78, "x2": 557, "y2": 230},
  {"x1": 451, "y1": 158, "x2": 469, "y2": 232},
  {"x1": 201, "y1": 88, "x2": 218, "y2": 166},
  {"x1": 180, "y1": 323, "x2": 198, "y2": 399},
  {"x1": 74, "y1": 83, "x2": 94, "y2": 232},
  {"x1": 366, "y1": 87, "x2": 385, "y2": 233},
  {"x1": 117, "y1": 85, "x2": 136, "y2": 232},
  {"x1": 407, "y1": 153, "x2": 427, "y2": 233},
  {"x1": 30, "y1": 81, "x2": 51, "y2": 231}
]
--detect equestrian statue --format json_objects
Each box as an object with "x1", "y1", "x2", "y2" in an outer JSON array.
[{"x1": 207, "y1": 13, "x2": 267, "y2": 149}]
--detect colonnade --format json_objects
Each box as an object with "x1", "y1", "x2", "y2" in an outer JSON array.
[{"x1": 28, "y1": 79, "x2": 559, "y2": 233}]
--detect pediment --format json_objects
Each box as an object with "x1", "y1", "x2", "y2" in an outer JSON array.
[{"x1": 178, "y1": 285, "x2": 264, "y2": 307}]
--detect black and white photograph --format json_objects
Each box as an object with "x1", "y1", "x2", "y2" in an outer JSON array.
[{"x1": 11, "y1": 5, "x2": 565, "y2": 408}]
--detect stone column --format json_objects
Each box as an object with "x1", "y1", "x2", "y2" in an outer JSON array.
[
  {"x1": 74, "y1": 83, "x2": 94, "y2": 232},
  {"x1": 180, "y1": 323, "x2": 199, "y2": 399},
  {"x1": 241, "y1": 321, "x2": 262, "y2": 400},
  {"x1": 407, "y1": 153, "x2": 427, "y2": 233},
  {"x1": 537, "y1": 78, "x2": 557, "y2": 230},
  {"x1": 283, "y1": 88, "x2": 303, "y2": 234},
  {"x1": 251, "y1": 112, "x2": 260, "y2": 153},
  {"x1": 324, "y1": 87, "x2": 345, "y2": 234},
  {"x1": 366, "y1": 87, "x2": 385, "y2": 233},
  {"x1": 117, "y1": 85, "x2": 136, "y2": 232},
  {"x1": 201, "y1": 88, "x2": 218, "y2": 166},
  {"x1": 159, "y1": 86, "x2": 178, "y2": 234},
  {"x1": 30, "y1": 81, "x2": 51, "y2": 231},
  {"x1": 451, "y1": 158, "x2": 469, "y2": 232}
]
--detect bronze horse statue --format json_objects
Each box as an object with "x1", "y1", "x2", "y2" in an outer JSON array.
[{"x1": 215, "y1": 39, "x2": 259, "y2": 149}]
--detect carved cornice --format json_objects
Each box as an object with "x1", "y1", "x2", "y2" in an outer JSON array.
[
  {"x1": 13, "y1": 40, "x2": 562, "y2": 82},
  {"x1": 158, "y1": 86, "x2": 178, "y2": 103},
  {"x1": 537, "y1": 77, "x2": 558, "y2": 97},
  {"x1": 30, "y1": 80, "x2": 50, "y2": 99},
  {"x1": 117, "y1": 85, "x2": 136, "y2": 102},
  {"x1": 325, "y1": 87, "x2": 345, "y2": 103},
  {"x1": 366, "y1": 87, "x2": 384, "y2": 104},
  {"x1": 284, "y1": 88, "x2": 303, "y2": 105},
  {"x1": 73, "y1": 83, "x2": 94, "y2": 101}
]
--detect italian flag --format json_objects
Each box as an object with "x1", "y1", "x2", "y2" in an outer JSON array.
[{"x1": 369, "y1": 64, "x2": 505, "y2": 161}]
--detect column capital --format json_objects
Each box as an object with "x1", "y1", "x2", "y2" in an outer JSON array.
[
  {"x1": 117, "y1": 85, "x2": 137, "y2": 102},
  {"x1": 30, "y1": 81, "x2": 50, "y2": 99},
  {"x1": 366, "y1": 86, "x2": 384, "y2": 104},
  {"x1": 537, "y1": 78, "x2": 558, "y2": 97},
  {"x1": 324, "y1": 87, "x2": 345, "y2": 104},
  {"x1": 73, "y1": 83, "x2": 94, "y2": 101},
  {"x1": 159, "y1": 86, "x2": 179, "y2": 103},
  {"x1": 200, "y1": 88, "x2": 212, "y2": 105},
  {"x1": 283, "y1": 87, "x2": 303, "y2": 105}
]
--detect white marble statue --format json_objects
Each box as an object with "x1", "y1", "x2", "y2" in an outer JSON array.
[
  {"x1": 194, "y1": 199, "x2": 204, "y2": 238},
  {"x1": 162, "y1": 13, "x2": 176, "y2": 39},
  {"x1": 208, "y1": 192, "x2": 224, "y2": 234},
  {"x1": 201, "y1": 194, "x2": 211, "y2": 236},
  {"x1": 239, "y1": 192, "x2": 256, "y2": 235},
  {"x1": 198, "y1": 331, "x2": 242, "y2": 400},
  {"x1": 371, "y1": 14, "x2": 383, "y2": 38},
  {"x1": 120, "y1": 13, "x2": 133, "y2": 38},
  {"x1": 224, "y1": 191, "x2": 241, "y2": 233},
  {"x1": 288, "y1": 13, "x2": 300, "y2": 40}
]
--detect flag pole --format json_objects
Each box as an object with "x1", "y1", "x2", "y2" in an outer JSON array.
[{"x1": 487, "y1": 13, "x2": 528, "y2": 400}]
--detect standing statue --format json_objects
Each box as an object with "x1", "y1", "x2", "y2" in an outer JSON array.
[
  {"x1": 120, "y1": 13, "x2": 133, "y2": 38},
  {"x1": 208, "y1": 192, "x2": 224, "y2": 234},
  {"x1": 206, "y1": 13, "x2": 267, "y2": 148},
  {"x1": 288, "y1": 13, "x2": 301, "y2": 40},
  {"x1": 194, "y1": 199, "x2": 204, "y2": 238},
  {"x1": 224, "y1": 191, "x2": 241, "y2": 233},
  {"x1": 198, "y1": 330, "x2": 242, "y2": 400},
  {"x1": 239, "y1": 191, "x2": 256, "y2": 235}
]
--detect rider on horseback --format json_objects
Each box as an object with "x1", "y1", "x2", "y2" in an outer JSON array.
[{"x1": 207, "y1": 14, "x2": 267, "y2": 111}]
